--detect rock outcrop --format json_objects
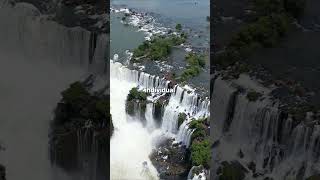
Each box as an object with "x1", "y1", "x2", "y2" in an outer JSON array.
[
  {"x1": 0, "y1": 164, "x2": 5, "y2": 180},
  {"x1": 150, "y1": 139, "x2": 191, "y2": 180},
  {"x1": 49, "y1": 75, "x2": 111, "y2": 180}
]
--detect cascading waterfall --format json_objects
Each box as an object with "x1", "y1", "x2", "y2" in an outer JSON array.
[
  {"x1": 0, "y1": 2, "x2": 109, "y2": 180},
  {"x1": 161, "y1": 85, "x2": 210, "y2": 146},
  {"x1": 110, "y1": 59, "x2": 210, "y2": 178},
  {"x1": 177, "y1": 120, "x2": 195, "y2": 147},
  {"x1": 0, "y1": 2, "x2": 108, "y2": 73},
  {"x1": 145, "y1": 103, "x2": 156, "y2": 131},
  {"x1": 211, "y1": 75, "x2": 320, "y2": 179},
  {"x1": 110, "y1": 60, "x2": 159, "y2": 180}
]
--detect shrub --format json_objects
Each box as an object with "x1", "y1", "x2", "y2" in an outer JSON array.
[
  {"x1": 179, "y1": 53, "x2": 206, "y2": 81},
  {"x1": 132, "y1": 35, "x2": 186, "y2": 61},
  {"x1": 190, "y1": 139, "x2": 211, "y2": 168},
  {"x1": 178, "y1": 113, "x2": 187, "y2": 127},
  {"x1": 127, "y1": 88, "x2": 149, "y2": 102},
  {"x1": 175, "y1": 23, "x2": 182, "y2": 31},
  {"x1": 189, "y1": 118, "x2": 207, "y2": 141},
  {"x1": 306, "y1": 175, "x2": 320, "y2": 180},
  {"x1": 186, "y1": 53, "x2": 206, "y2": 68},
  {"x1": 246, "y1": 91, "x2": 262, "y2": 102},
  {"x1": 219, "y1": 161, "x2": 246, "y2": 180},
  {"x1": 61, "y1": 81, "x2": 90, "y2": 109}
]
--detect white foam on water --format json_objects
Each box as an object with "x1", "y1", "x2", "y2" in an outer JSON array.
[{"x1": 110, "y1": 61, "x2": 159, "y2": 180}]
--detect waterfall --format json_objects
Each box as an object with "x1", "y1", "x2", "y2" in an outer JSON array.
[
  {"x1": 110, "y1": 60, "x2": 159, "y2": 179},
  {"x1": 111, "y1": 60, "x2": 210, "y2": 150},
  {"x1": 111, "y1": 60, "x2": 169, "y2": 90},
  {"x1": 0, "y1": 2, "x2": 109, "y2": 179},
  {"x1": 211, "y1": 75, "x2": 320, "y2": 179},
  {"x1": 145, "y1": 103, "x2": 156, "y2": 131},
  {"x1": 177, "y1": 120, "x2": 195, "y2": 147},
  {"x1": 0, "y1": 2, "x2": 108, "y2": 74}
]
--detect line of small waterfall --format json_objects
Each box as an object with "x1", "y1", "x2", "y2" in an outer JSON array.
[
  {"x1": 111, "y1": 59, "x2": 210, "y2": 147},
  {"x1": 211, "y1": 75, "x2": 320, "y2": 179}
]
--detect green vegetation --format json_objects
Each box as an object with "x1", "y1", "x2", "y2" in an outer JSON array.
[
  {"x1": 59, "y1": 80, "x2": 112, "y2": 136},
  {"x1": 126, "y1": 88, "x2": 149, "y2": 116},
  {"x1": 215, "y1": 13, "x2": 290, "y2": 68},
  {"x1": 178, "y1": 113, "x2": 187, "y2": 127},
  {"x1": 179, "y1": 53, "x2": 206, "y2": 82},
  {"x1": 306, "y1": 175, "x2": 320, "y2": 180},
  {"x1": 132, "y1": 34, "x2": 186, "y2": 61},
  {"x1": 246, "y1": 91, "x2": 262, "y2": 102},
  {"x1": 175, "y1": 23, "x2": 182, "y2": 31},
  {"x1": 190, "y1": 138, "x2": 211, "y2": 168},
  {"x1": 61, "y1": 81, "x2": 90, "y2": 110},
  {"x1": 188, "y1": 118, "x2": 210, "y2": 168},
  {"x1": 214, "y1": 0, "x2": 306, "y2": 69},
  {"x1": 127, "y1": 87, "x2": 149, "y2": 102},
  {"x1": 218, "y1": 161, "x2": 246, "y2": 180},
  {"x1": 189, "y1": 118, "x2": 207, "y2": 142}
]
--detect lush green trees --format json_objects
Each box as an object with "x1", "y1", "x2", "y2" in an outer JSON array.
[
  {"x1": 126, "y1": 88, "x2": 150, "y2": 116},
  {"x1": 178, "y1": 113, "x2": 187, "y2": 127},
  {"x1": 57, "y1": 80, "x2": 112, "y2": 137},
  {"x1": 133, "y1": 35, "x2": 186, "y2": 61},
  {"x1": 61, "y1": 81, "x2": 90, "y2": 110},
  {"x1": 190, "y1": 139, "x2": 211, "y2": 168},
  {"x1": 214, "y1": 0, "x2": 306, "y2": 69},
  {"x1": 188, "y1": 118, "x2": 211, "y2": 168},
  {"x1": 180, "y1": 53, "x2": 206, "y2": 81},
  {"x1": 127, "y1": 88, "x2": 149, "y2": 101}
]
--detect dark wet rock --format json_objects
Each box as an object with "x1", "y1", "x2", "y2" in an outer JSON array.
[
  {"x1": 187, "y1": 165, "x2": 209, "y2": 179},
  {"x1": 211, "y1": 140, "x2": 220, "y2": 148},
  {"x1": 150, "y1": 139, "x2": 191, "y2": 180},
  {"x1": 16, "y1": 0, "x2": 109, "y2": 33},
  {"x1": 49, "y1": 75, "x2": 111, "y2": 180},
  {"x1": 217, "y1": 161, "x2": 248, "y2": 180},
  {"x1": 126, "y1": 100, "x2": 147, "y2": 123},
  {"x1": 306, "y1": 174, "x2": 320, "y2": 180},
  {"x1": 126, "y1": 87, "x2": 149, "y2": 123},
  {"x1": 154, "y1": 100, "x2": 164, "y2": 124},
  {"x1": 0, "y1": 164, "x2": 5, "y2": 180},
  {"x1": 55, "y1": 0, "x2": 109, "y2": 33},
  {"x1": 247, "y1": 161, "x2": 256, "y2": 173},
  {"x1": 178, "y1": 113, "x2": 187, "y2": 127},
  {"x1": 237, "y1": 149, "x2": 244, "y2": 159}
]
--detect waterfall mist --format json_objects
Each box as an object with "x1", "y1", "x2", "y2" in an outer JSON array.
[
  {"x1": 110, "y1": 61, "x2": 159, "y2": 179},
  {"x1": 110, "y1": 60, "x2": 210, "y2": 179},
  {"x1": 0, "y1": 1, "x2": 108, "y2": 179}
]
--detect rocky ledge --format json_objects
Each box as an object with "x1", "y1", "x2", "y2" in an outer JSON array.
[
  {"x1": 49, "y1": 75, "x2": 112, "y2": 179},
  {"x1": 0, "y1": 164, "x2": 5, "y2": 180},
  {"x1": 150, "y1": 139, "x2": 191, "y2": 180}
]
